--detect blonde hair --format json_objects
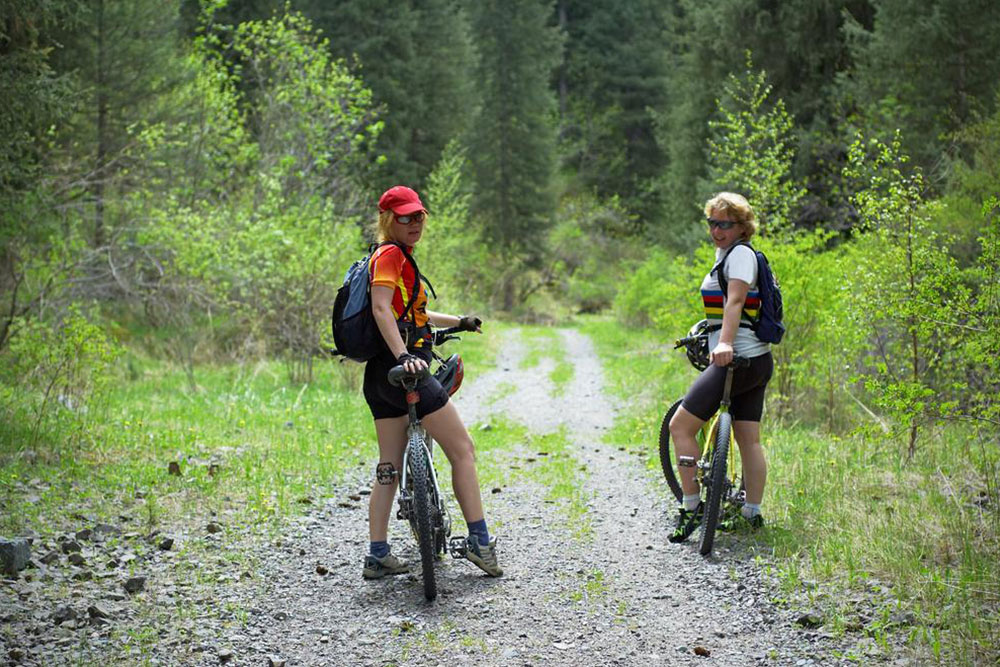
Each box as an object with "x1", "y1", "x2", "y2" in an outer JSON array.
[
  {"x1": 372, "y1": 209, "x2": 396, "y2": 243},
  {"x1": 704, "y1": 192, "x2": 757, "y2": 240}
]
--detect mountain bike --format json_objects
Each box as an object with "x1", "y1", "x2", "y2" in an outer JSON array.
[
  {"x1": 387, "y1": 327, "x2": 465, "y2": 601},
  {"x1": 659, "y1": 330, "x2": 749, "y2": 556}
]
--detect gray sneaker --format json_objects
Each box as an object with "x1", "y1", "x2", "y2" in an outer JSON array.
[
  {"x1": 464, "y1": 536, "x2": 503, "y2": 577},
  {"x1": 362, "y1": 552, "x2": 410, "y2": 579}
]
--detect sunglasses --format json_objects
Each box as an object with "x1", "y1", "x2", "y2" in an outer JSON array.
[
  {"x1": 706, "y1": 217, "x2": 738, "y2": 230},
  {"x1": 394, "y1": 211, "x2": 426, "y2": 225}
]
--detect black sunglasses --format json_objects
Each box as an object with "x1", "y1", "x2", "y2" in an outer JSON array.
[
  {"x1": 706, "y1": 217, "x2": 738, "y2": 230},
  {"x1": 395, "y1": 211, "x2": 426, "y2": 225}
]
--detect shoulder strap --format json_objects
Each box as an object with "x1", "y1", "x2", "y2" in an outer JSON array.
[
  {"x1": 373, "y1": 242, "x2": 434, "y2": 321},
  {"x1": 710, "y1": 241, "x2": 755, "y2": 327}
]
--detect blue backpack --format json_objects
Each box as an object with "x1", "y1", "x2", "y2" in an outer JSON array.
[
  {"x1": 331, "y1": 242, "x2": 423, "y2": 362},
  {"x1": 714, "y1": 241, "x2": 785, "y2": 345}
]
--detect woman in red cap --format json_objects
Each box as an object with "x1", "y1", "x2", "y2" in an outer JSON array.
[{"x1": 361, "y1": 185, "x2": 502, "y2": 580}]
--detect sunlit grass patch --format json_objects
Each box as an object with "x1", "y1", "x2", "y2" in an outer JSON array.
[{"x1": 568, "y1": 567, "x2": 609, "y2": 604}]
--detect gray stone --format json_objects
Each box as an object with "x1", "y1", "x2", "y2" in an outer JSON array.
[
  {"x1": 60, "y1": 540, "x2": 81, "y2": 554},
  {"x1": 267, "y1": 657, "x2": 287, "y2": 667},
  {"x1": 206, "y1": 523, "x2": 223, "y2": 534},
  {"x1": 795, "y1": 611, "x2": 824, "y2": 628},
  {"x1": 94, "y1": 523, "x2": 122, "y2": 537},
  {"x1": 52, "y1": 605, "x2": 77, "y2": 625},
  {"x1": 158, "y1": 537, "x2": 174, "y2": 551},
  {"x1": 123, "y1": 576, "x2": 147, "y2": 594},
  {"x1": 0, "y1": 538, "x2": 31, "y2": 576},
  {"x1": 87, "y1": 604, "x2": 113, "y2": 619},
  {"x1": 68, "y1": 553, "x2": 86, "y2": 567}
]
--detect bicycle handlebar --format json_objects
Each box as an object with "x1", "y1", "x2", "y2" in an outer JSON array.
[{"x1": 434, "y1": 326, "x2": 462, "y2": 346}]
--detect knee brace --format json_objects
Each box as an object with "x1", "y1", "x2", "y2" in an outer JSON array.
[{"x1": 375, "y1": 462, "x2": 397, "y2": 485}]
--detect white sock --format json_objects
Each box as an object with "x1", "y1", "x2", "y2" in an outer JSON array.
[
  {"x1": 683, "y1": 494, "x2": 701, "y2": 511},
  {"x1": 742, "y1": 503, "x2": 761, "y2": 519}
]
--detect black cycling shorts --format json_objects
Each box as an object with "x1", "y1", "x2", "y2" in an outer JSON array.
[
  {"x1": 681, "y1": 352, "x2": 774, "y2": 423},
  {"x1": 363, "y1": 350, "x2": 449, "y2": 420}
]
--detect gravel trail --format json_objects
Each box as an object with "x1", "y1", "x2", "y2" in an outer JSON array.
[
  {"x1": 2, "y1": 327, "x2": 891, "y2": 666},
  {"x1": 232, "y1": 328, "x2": 863, "y2": 666}
]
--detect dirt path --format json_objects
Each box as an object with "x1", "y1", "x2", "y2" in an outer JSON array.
[
  {"x1": 229, "y1": 328, "x2": 862, "y2": 666},
  {"x1": 3, "y1": 327, "x2": 885, "y2": 666}
]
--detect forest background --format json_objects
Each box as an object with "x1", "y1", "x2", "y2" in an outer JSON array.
[{"x1": 2, "y1": 0, "x2": 1000, "y2": 662}]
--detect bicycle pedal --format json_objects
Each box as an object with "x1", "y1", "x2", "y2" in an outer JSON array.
[{"x1": 448, "y1": 536, "x2": 468, "y2": 558}]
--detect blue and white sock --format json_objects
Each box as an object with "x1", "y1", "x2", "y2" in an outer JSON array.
[
  {"x1": 742, "y1": 503, "x2": 761, "y2": 519},
  {"x1": 369, "y1": 540, "x2": 390, "y2": 558},
  {"x1": 467, "y1": 519, "x2": 490, "y2": 546}
]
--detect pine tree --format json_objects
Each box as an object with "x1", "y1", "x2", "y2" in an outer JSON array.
[
  {"x1": 844, "y1": 0, "x2": 1000, "y2": 181},
  {"x1": 556, "y1": 0, "x2": 670, "y2": 224},
  {"x1": 304, "y1": 0, "x2": 476, "y2": 190},
  {"x1": 466, "y1": 0, "x2": 562, "y2": 265}
]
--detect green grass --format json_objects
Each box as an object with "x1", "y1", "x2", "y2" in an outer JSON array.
[
  {"x1": 580, "y1": 314, "x2": 1000, "y2": 665},
  {"x1": 0, "y1": 326, "x2": 501, "y2": 538}
]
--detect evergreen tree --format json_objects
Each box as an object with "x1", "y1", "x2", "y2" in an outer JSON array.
[
  {"x1": 304, "y1": 0, "x2": 476, "y2": 190},
  {"x1": 465, "y1": 0, "x2": 562, "y2": 266},
  {"x1": 51, "y1": 0, "x2": 188, "y2": 247},
  {"x1": 556, "y1": 0, "x2": 670, "y2": 224},
  {"x1": 844, "y1": 0, "x2": 1000, "y2": 182},
  {"x1": 656, "y1": 0, "x2": 872, "y2": 244}
]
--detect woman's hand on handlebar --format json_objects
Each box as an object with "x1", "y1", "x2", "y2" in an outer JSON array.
[
  {"x1": 458, "y1": 315, "x2": 482, "y2": 333},
  {"x1": 710, "y1": 341, "x2": 734, "y2": 367},
  {"x1": 396, "y1": 352, "x2": 428, "y2": 374}
]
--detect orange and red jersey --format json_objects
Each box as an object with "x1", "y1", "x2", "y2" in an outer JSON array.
[{"x1": 369, "y1": 243, "x2": 429, "y2": 347}]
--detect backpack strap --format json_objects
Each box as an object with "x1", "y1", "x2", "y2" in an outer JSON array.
[
  {"x1": 710, "y1": 241, "x2": 754, "y2": 329},
  {"x1": 371, "y1": 242, "x2": 433, "y2": 322}
]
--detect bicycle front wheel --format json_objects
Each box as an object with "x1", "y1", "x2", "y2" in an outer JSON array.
[
  {"x1": 699, "y1": 412, "x2": 731, "y2": 557},
  {"x1": 658, "y1": 399, "x2": 685, "y2": 502},
  {"x1": 407, "y1": 435, "x2": 438, "y2": 600}
]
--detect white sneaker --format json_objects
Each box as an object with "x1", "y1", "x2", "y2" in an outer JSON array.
[{"x1": 464, "y1": 536, "x2": 503, "y2": 577}]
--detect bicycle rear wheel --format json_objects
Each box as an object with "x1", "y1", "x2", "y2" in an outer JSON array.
[
  {"x1": 699, "y1": 412, "x2": 731, "y2": 557},
  {"x1": 658, "y1": 399, "x2": 684, "y2": 502},
  {"x1": 407, "y1": 435, "x2": 437, "y2": 600}
]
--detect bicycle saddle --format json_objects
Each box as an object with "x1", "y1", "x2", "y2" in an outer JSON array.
[{"x1": 387, "y1": 365, "x2": 431, "y2": 386}]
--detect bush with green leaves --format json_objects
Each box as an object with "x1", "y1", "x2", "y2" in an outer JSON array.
[
  {"x1": 844, "y1": 132, "x2": 970, "y2": 457},
  {"x1": 0, "y1": 307, "x2": 122, "y2": 451},
  {"x1": 126, "y1": 10, "x2": 377, "y2": 382}
]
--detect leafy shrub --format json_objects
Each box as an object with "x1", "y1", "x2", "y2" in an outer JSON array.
[{"x1": 0, "y1": 307, "x2": 122, "y2": 451}]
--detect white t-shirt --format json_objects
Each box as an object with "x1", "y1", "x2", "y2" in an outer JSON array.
[{"x1": 699, "y1": 243, "x2": 771, "y2": 358}]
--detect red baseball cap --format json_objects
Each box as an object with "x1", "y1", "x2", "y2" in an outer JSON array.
[{"x1": 378, "y1": 186, "x2": 426, "y2": 215}]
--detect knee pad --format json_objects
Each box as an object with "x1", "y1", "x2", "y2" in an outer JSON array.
[{"x1": 375, "y1": 462, "x2": 397, "y2": 485}]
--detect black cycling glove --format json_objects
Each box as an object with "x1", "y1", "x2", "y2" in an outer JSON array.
[
  {"x1": 458, "y1": 316, "x2": 482, "y2": 332},
  {"x1": 396, "y1": 352, "x2": 419, "y2": 366}
]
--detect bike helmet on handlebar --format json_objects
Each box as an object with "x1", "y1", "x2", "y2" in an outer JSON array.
[
  {"x1": 432, "y1": 353, "x2": 464, "y2": 396},
  {"x1": 685, "y1": 319, "x2": 711, "y2": 371}
]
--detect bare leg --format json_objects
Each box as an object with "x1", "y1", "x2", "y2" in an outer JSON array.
[
  {"x1": 733, "y1": 420, "x2": 766, "y2": 505},
  {"x1": 669, "y1": 406, "x2": 707, "y2": 497},
  {"x1": 369, "y1": 415, "x2": 408, "y2": 543},
  {"x1": 421, "y1": 401, "x2": 485, "y2": 524}
]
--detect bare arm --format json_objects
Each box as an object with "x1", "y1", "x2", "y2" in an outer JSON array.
[
  {"x1": 371, "y1": 285, "x2": 426, "y2": 371},
  {"x1": 426, "y1": 310, "x2": 460, "y2": 328},
  {"x1": 712, "y1": 277, "x2": 749, "y2": 366}
]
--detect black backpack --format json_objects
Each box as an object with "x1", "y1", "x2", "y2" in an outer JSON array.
[
  {"x1": 331, "y1": 242, "x2": 428, "y2": 362},
  {"x1": 713, "y1": 241, "x2": 785, "y2": 345}
]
